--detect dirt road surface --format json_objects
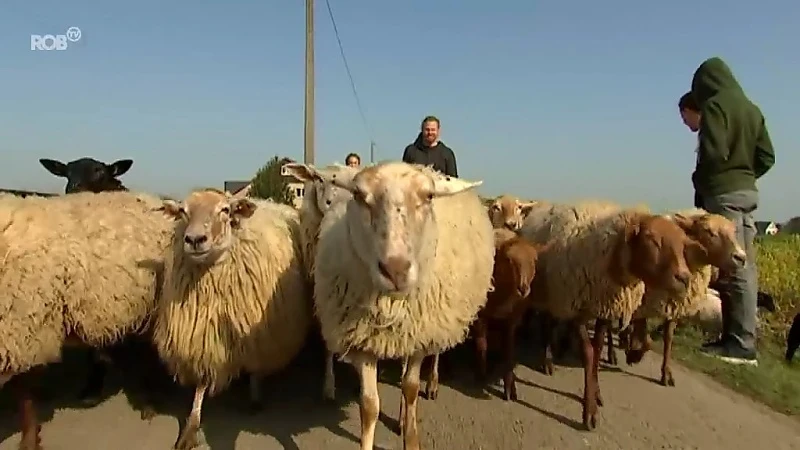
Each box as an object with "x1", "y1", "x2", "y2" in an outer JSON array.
[{"x1": 2, "y1": 343, "x2": 799, "y2": 450}]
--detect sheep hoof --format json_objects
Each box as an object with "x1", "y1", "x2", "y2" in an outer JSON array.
[
  {"x1": 18, "y1": 424, "x2": 42, "y2": 450},
  {"x1": 424, "y1": 384, "x2": 438, "y2": 401},
  {"x1": 660, "y1": 375, "x2": 676, "y2": 387},
  {"x1": 596, "y1": 391, "x2": 604, "y2": 407},
  {"x1": 543, "y1": 361, "x2": 554, "y2": 376},
  {"x1": 174, "y1": 417, "x2": 203, "y2": 450},
  {"x1": 583, "y1": 411, "x2": 597, "y2": 431},
  {"x1": 607, "y1": 353, "x2": 618, "y2": 366},
  {"x1": 503, "y1": 387, "x2": 518, "y2": 402},
  {"x1": 140, "y1": 406, "x2": 157, "y2": 421}
]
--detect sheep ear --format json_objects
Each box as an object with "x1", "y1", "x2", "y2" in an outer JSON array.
[
  {"x1": 329, "y1": 171, "x2": 357, "y2": 192},
  {"x1": 231, "y1": 198, "x2": 257, "y2": 220},
  {"x1": 431, "y1": 176, "x2": 483, "y2": 197},
  {"x1": 672, "y1": 213, "x2": 695, "y2": 232},
  {"x1": 519, "y1": 201, "x2": 538, "y2": 214},
  {"x1": 108, "y1": 159, "x2": 133, "y2": 176},
  {"x1": 39, "y1": 158, "x2": 68, "y2": 177},
  {"x1": 282, "y1": 163, "x2": 322, "y2": 183},
  {"x1": 684, "y1": 238, "x2": 709, "y2": 268},
  {"x1": 156, "y1": 200, "x2": 184, "y2": 220}
]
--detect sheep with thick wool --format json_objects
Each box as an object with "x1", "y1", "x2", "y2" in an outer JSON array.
[
  {"x1": 281, "y1": 162, "x2": 362, "y2": 401},
  {"x1": 155, "y1": 188, "x2": 311, "y2": 450},
  {"x1": 518, "y1": 199, "x2": 708, "y2": 431},
  {"x1": 623, "y1": 208, "x2": 747, "y2": 386},
  {"x1": 312, "y1": 161, "x2": 494, "y2": 450},
  {"x1": 0, "y1": 190, "x2": 174, "y2": 449}
]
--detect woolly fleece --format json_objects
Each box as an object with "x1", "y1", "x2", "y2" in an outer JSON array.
[
  {"x1": 312, "y1": 172, "x2": 495, "y2": 360},
  {"x1": 518, "y1": 200, "x2": 651, "y2": 323},
  {"x1": 153, "y1": 200, "x2": 311, "y2": 395},
  {"x1": 0, "y1": 191, "x2": 173, "y2": 374}
]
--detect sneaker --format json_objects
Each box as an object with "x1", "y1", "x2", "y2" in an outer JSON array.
[
  {"x1": 701, "y1": 338, "x2": 724, "y2": 349},
  {"x1": 700, "y1": 340, "x2": 758, "y2": 366}
]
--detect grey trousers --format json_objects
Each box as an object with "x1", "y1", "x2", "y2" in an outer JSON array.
[{"x1": 701, "y1": 190, "x2": 759, "y2": 351}]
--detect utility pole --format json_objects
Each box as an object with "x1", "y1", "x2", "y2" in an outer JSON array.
[
  {"x1": 304, "y1": 0, "x2": 315, "y2": 164},
  {"x1": 369, "y1": 140, "x2": 375, "y2": 164}
]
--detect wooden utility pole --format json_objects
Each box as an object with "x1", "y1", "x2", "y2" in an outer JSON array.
[{"x1": 304, "y1": 0, "x2": 315, "y2": 164}]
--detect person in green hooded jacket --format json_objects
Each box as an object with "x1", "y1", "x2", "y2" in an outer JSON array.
[{"x1": 690, "y1": 56, "x2": 775, "y2": 365}]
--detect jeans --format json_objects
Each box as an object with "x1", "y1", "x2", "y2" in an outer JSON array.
[{"x1": 701, "y1": 190, "x2": 759, "y2": 351}]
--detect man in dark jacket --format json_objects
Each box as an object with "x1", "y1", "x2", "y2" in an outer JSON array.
[
  {"x1": 402, "y1": 115, "x2": 458, "y2": 177},
  {"x1": 678, "y1": 92, "x2": 704, "y2": 209},
  {"x1": 690, "y1": 57, "x2": 775, "y2": 365}
]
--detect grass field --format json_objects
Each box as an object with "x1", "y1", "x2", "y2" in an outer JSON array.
[{"x1": 665, "y1": 234, "x2": 800, "y2": 415}]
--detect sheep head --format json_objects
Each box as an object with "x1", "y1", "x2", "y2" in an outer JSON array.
[
  {"x1": 329, "y1": 161, "x2": 483, "y2": 295},
  {"x1": 282, "y1": 162, "x2": 359, "y2": 215},
  {"x1": 159, "y1": 188, "x2": 257, "y2": 265},
  {"x1": 671, "y1": 212, "x2": 746, "y2": 272},
  {"x1": 39, "y1": 157, "x2": 132, "y2": 194},
  {"x1": 488, "y1": 195, "x2": 538, "y2": 231},
  {"x1": 497, "y1": 237, "x2": 539, "y2": 300},
  {"x1": 610, "y1": 212, "x2": 703, "y2": 298}
]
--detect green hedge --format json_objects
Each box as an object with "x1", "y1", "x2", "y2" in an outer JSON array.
[{"x1": 755, "y1": 234, "x2": 800, "y2": 340}]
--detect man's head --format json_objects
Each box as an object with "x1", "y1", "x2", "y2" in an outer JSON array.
[
  {"x1": 345, "y1": 153, "x2": 361, "y2": 168},
  {"x1": 420, "y1": 115, "x2": 440, "y2": 147},
  {"x1": 678, "y1": 92, "x2": 701, "y2": 132}
]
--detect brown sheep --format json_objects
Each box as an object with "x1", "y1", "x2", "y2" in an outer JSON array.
[
  {"x1": 487, "y1": 194, "x2": 539, "y2": 231},
  {"x1": 472, "y1": 229, "x2": 544, "y2": 401}
]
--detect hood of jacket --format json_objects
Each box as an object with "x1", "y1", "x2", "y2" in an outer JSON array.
[{"x1": 691, "y1": 57, "x2": 745, "y2": 106}]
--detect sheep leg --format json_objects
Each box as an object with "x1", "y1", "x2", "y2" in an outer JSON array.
[
  {"x1": 16, "y1": 375, "x2": 42, "y2": 450},
  {"x1": 539, "y1": 312, "x2": 555, "y2": 375},
  {"x1": 354, "y1": 353, "x2": 379, "y2": 450},
  {"x1": 592, "y1": 320, "x2": 608, "y2": 407},
  {"x1": 502, "y1": 318, "x2": 519, "y2": 401},
  {"x1": 424, "y1": 353, "x2": 439, "y2": 400},
  {"x1": 174, "y1": 385, "x2": 207, "y2": 450},
  {"x1": 248, "y1": 373, "x2": 264, "y2": 413},
  {"x1": 400, "y1": 353, "x2": 424, "y2": 450},
  {"x1": 578, "y1": 322, "x2": 598, "y2": 431},
  {"x1": 78, "y1": 348, "x2": 108, "y2": 406},
  {"x1": 472, "y1": 318, "x2": 489, "y2": 385},
  {"x1": 606, "y1": 322, "x2": 618, "y2": 366},
  {"x1": 660, "y1": 319, "x2": 677, "y2": 387},
  {"x1": 323, "y1": 349, "x2": 336, "y2": 401}
]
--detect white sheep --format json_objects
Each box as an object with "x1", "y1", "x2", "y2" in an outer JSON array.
[
  {"x1": 155, "y1": 188, "x2": 311, "y2": 450},
  {"x1": 518, "y1": 200, "x2": 708, "y2": 431},
  {"x1": 312, "y1": 161, "x2": 494, "y2": 450},
  {"x1": 0, "y1": 190, "x2": 174, "y2": 449},
  {"x1": 281, "y1": 162, "x2": 362, "y2": 401},
  {"x1": 624, "y1": 208, "x2": 747, "y2": 386}
]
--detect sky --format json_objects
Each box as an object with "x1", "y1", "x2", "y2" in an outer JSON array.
[{"x1": 1, "y1": 1, "x2": 797, "y2": 221}]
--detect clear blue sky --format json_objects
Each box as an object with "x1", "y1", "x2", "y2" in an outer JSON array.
[{"x1": 1, "y1": 1, "x2": 797, "y2": 221}]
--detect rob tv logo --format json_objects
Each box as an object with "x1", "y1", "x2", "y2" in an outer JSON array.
[{"x1": 31, "y1": 27, "x2": 82, "y2": 51}]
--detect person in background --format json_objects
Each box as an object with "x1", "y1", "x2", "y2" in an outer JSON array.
[
  {"x1": 689, "y1": 56, "x2": 775, "y2": 366},
  {"x1": 402, "y1": 115, "x2": 458, "y2": 177},
  {"x1": 678, "y1": 92, "x2": 704, "y2": 208},
  {"x1": 345, "y1": 152, "x2": 361, "y2": 168}
]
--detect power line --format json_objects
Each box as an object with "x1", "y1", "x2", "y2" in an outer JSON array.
[{"x1": 323, "y1": 0, "x2": 377, "y2": 158}]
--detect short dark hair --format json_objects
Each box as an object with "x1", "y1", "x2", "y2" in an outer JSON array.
[
  {"x1": 345, "y1": 152, "x2": 360, "y2": 164},
  {"x1": 421, "y1": 115, "x2": 440, "y2": 128},
  {"x1": 678, "y1": 92, "x2": 699, "y2": 112}
]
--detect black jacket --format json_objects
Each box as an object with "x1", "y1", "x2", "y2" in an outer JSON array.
[{"x1": 402, "y1": 133, "x2": 458, "y2": 177}]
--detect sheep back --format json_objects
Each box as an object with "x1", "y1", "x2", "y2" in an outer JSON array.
[
  {"x1": 522, "y1": 201, "x2": 649, "y2": 322},
  {"x1": 0, "y1": 191, "x2": 173, "y2": 374},
  {"x1": 314, "y1": 187, "x2": 495, "y2": 360},
  {"x1": 153, "y1": 201, "x2": 311, "y2": 395}
]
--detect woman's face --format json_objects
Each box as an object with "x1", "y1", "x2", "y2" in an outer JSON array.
[{"x1": 346, "y1": 157, "x2": 360, "y2": 168}]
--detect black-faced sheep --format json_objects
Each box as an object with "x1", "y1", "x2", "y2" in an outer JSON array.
[
  {"x1": 312, "y1": 162, "x2": 494, "y2": 450},
  {"x1": 520, "y1": 200, "x2": 708, "y2": 431},
  {"x1": 156, "y1": 188, "x2": 311, "y2": 450},
  {"x1": 39, "y1": 157, "x2": 132, "y2": 193},
  {"x1": 0, "y1": 190, "x2": 173, "y2": 449}
]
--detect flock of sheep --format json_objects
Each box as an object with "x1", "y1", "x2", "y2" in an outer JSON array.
[{"x1": 0, "y1": 156, "x2": 751, "y2": 450}]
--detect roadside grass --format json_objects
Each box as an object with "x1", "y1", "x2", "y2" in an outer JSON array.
[{"x1": 662, "y1": 234, "x2": 800, "y2": 416}]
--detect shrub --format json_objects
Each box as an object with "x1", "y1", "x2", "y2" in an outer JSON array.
[
  {"x1": 249, "y1": 155, "x2": 294, "y2": 206},
  {"x1": 755, "y1": 234, "x2": 800, "y2": 339}
]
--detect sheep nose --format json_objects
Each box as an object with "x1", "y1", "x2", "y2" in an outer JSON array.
[
  {"x1": 517, "y1": 283, "x2": 530, "y2": 298},
  {"x1": 377, "y1": 257, "x2": 412, "y2": 290},
  {"x1": 674, "y1": 271, "x2": 691, "y2": 287},
  {"x1": 184, "y1": 234, "x2": 208, "y2": 248},
  {"x1": 325, "y1": 199, "x2": 332, "y2": 206},
  {"x1": 733, "y1": 250, "x2": 746, "y2": 265}
]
